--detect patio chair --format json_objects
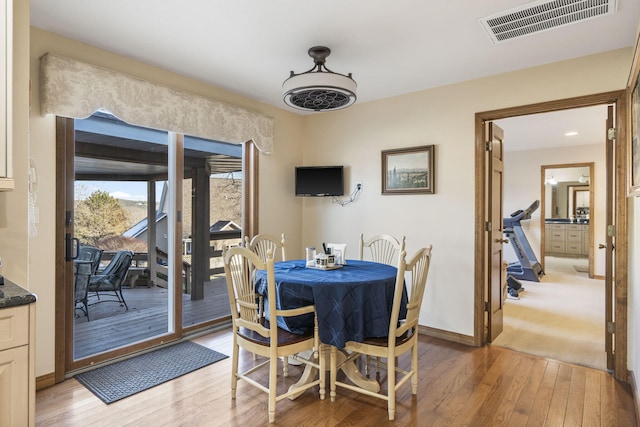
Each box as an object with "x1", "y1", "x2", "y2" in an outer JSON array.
[
  {"x1": 78, "y1": 245, "x2": 104, "y2": 274},
  {"x1": 330, "y1": 246, "x2": 433, "y2": 421},
  {"x1": 88, "y1": 250, "x2": 133, "y2": 310},
  {"x1": 74, "y1": 260, "x2": 93, "y2": 321},
  {"x1": 223, "y1": 246, "x2": 324, "y2": 423}
]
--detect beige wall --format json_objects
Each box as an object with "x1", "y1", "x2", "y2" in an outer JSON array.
[
  {"x1": 300, "y1": 48, "x2": 632, "y2": 337},
  {"x1": 0, "y1": 0, "x2": 29, "y2": 285},
  {"x1": 504, "y1": 144, "x2": 606, "y2": 275},
  {"x1": 28, "y1": 28, "x2": 304, "y2": 376},
  {"x1": 16, "y1": 26, "x2": 638, "y2": 379}
]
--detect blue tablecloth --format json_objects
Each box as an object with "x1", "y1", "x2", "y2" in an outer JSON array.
[{"x1": 255, "y1": 259, "x2": 407, "y2": 348}]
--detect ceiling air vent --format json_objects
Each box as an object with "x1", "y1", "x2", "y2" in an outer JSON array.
[{"x1": 479, "y1": 0, "x2": 617, "y2": 44}]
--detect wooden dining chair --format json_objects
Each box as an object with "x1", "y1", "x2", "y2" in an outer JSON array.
[
  {"x1": 223, "y1": 246, "x2": 325, "y2": 423},
  {"x1": 330, "y1": 246, "x2": 433, "y2": 421},
  {"x1": 244, "y1": 233, "x2": 286, "y2": 262},
  {"x1": 358, "y1": 233, "x2": 406, "y2": 266},
  {"x1": 358, "y1": 233, "x2": 407, "y2": 373}
]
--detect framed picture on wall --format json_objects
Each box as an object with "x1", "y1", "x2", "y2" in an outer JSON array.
[
  {"x1": 381, "y1": 145, "x2": 435, "y2": 194},
  {"x1": 630, "y1": 75, "x2": 640, "y2": 196}
]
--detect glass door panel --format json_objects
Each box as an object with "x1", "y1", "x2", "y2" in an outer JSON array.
[{"x1": 72, "y1": 113, "x2": 173, "y2": 360}]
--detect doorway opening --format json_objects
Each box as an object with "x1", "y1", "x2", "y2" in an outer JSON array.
[
  {"x1": 56, "y1": 112, "x2": 250, "y2": 377},
  {"x1": 474, "y1": 90, "x2": 628, "y2": 381}
]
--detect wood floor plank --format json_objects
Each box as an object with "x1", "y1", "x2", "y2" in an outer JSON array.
[
  {"x1": 526, "y1": 361, "x2": 560, "y2": 426},
  {"x1": 489, "y1": 353, "x2": 536, "y2": 426},
  {"x1": 36, "y1": 331, "x2": 638, "y2": 427},
  {"x1": 583, "y1": 368, "x2": 602, "y2": 427},
  {"x1": 546, "y1": 363, "x2": 573, "y2": 425},
  {"x1": 564, "y1": 366, "x2": 587, "y2": 427}
]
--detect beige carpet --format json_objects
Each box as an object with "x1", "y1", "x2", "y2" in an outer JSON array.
[{"x1": 491, "y1": 256, "x2": 607, "y2": 370}]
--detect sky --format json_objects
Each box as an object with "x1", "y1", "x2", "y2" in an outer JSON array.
[{"x1": 75, "y1": 181, "x2": 165, "y2": 202}]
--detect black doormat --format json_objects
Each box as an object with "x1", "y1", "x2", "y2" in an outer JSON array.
[{"x1": 75, "y1": 341, "x2": 228, "y2": 404}]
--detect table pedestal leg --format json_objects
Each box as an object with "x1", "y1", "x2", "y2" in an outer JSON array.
[{"x1": 288, "y1": 345, "x2": 379, "y2": 400}]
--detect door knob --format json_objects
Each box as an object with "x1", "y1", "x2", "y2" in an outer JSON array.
[
  {"x1": 598, "y1": 243, "x2": 606, "y2": 249},
  {"x1": 497, "y1": 238, "x2": 509, "y2": 244}
]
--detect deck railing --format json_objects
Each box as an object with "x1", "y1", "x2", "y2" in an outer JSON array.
[{"x1": 100, "y1": 229, "x2": 242, "y2": 294}]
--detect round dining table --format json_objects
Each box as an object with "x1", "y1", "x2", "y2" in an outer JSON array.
[{"x1": 255, "y1": 259, "x2": 407, "y2": 349}]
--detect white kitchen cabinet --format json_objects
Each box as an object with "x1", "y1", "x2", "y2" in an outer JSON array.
[{"x1": 0, "y1": 304, "x2": 35, "y2": 427}]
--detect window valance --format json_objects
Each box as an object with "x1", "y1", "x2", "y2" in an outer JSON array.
[{"x1": 39, "y1": 53, "x2": 274, "y2": 153}]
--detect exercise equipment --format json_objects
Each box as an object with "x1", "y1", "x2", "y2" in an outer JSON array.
[{"x1": 503, "y1": 200, "x2": 544, "y2": 282}]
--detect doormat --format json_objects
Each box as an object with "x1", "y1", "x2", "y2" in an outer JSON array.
[{"x1": 75, "y1": 341, "x2": 227, "y2": 404}]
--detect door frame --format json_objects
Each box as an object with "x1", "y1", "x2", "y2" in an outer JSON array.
[
  {"x1": 54, "y1": 118, "x2": 259, "y2": 382},
  {"x1": 474, "y1": 90, "x2": 628, "y2": 381},
  {"x1": 539, "y1": 162, "x2": 595, "y2": 277}
]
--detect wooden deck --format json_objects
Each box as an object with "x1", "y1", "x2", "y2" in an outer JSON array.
[{"x1": 74, "y1": 277, "x2": 230, "y2": 359}]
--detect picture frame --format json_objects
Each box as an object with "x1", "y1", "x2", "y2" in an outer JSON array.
[
  {"x1": 630, "y1": 73, "x2": 640, "y2": 196},
  {"x1": 381, "y1": 145, "x2": 434, "y2": 194}
]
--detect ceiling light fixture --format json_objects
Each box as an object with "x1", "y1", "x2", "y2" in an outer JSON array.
[
  {"x1": 565, "y1": 131, "x2": 579, "y2": 136},
  {"x1": 579, "y1": 174, "x2": 589, "y2": 183},
  {"x1": 283, "y1": 46, "x2": 357, "y2": 112},
  {"x1": 546, "y1": 176, "x2": 558, "y2": 185}
]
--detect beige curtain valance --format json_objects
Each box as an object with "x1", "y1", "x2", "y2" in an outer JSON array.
[{"x1": 40, "y1": 53, "x2": 274, "y2": 153}]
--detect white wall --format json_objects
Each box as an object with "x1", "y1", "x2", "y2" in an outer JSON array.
[
  {"x1": 503, "y1": 144, "x2": 606, "y2": 276},
  {"x1": 0, "y1": 0, "x2": 29, "y2": 286},
  {"x1": 300, "y1": 49, "x2": 631, "y2": 338}
]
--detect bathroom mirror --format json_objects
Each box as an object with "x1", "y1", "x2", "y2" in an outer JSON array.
[{"x1": 543, "y1": 165, "x2": 591, "y2": 221}]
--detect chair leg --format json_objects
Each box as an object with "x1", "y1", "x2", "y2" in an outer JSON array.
[
  {"x1": 319, "y1": 345, "x2": 326, "y2": 401},
  {"x1": 283, "y1": 356, "x2": 289, "y2": 377},
  {"x1": 411, "y1": 342, "x2": 418, "y2": 395},
  {"x1": 268, "y1": 352, "x2": 278, "y2": 423},
  {"x1": 231, "y1": 340, "x2": 239, "y2": 399},
  {"x1": 388, "y1": 353, "x2": 396, "y2": 421},
  {"x1": 116, "y1": 288, "x2": 129, "y2": 310},
  {"x1": 330, "y1": 346, "x2": 337, "y2": 402}
]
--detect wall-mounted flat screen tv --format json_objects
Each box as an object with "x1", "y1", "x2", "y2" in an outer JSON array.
[{"x1": 295, "y1": 166, "x2": 344, "y2": 196}]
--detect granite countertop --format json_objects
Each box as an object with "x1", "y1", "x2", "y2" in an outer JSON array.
[
  {"x1": 545, "y1": 219, "x2": 589, "y2": 224},
  {"x1": 0, "y1": 279, "x2": 37, "y2": 308}
]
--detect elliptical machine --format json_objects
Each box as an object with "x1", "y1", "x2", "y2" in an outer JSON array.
[{"x1": 503, "y1": 200, "x2": 544, "y2": 282}]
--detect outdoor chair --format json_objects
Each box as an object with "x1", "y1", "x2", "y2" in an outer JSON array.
[
  {"x1": 330, "y1": 246, "x2": 433, "y2": 421},
  {"x1": 78, "y1": 245, "x2": 104, "y2": 274},
  {"x1": 88, "y1": 250, "x2": 133, "y2": 310},
  {"x1": 74, "y1": 260, "x2": 93, "y2": 321},
  {"x1": 223, "y1": 246, "x2": 324, "y2": 423}
]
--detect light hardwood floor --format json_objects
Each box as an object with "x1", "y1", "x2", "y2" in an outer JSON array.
[{"x1": 36, "y1": 329, "x2": 637, "y2": 426}]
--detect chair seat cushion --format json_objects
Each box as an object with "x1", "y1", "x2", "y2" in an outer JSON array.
[
  {"x1": 238, "y1": 319, "x2": 313, "y2": 347},
  {"x1": 360, "y1": 327, "x2": 416, "y2": 347}
]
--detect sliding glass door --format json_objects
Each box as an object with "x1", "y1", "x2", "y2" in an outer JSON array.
[{"x1": 61, "y1": 112, "x2": 242, "y2": 373}]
